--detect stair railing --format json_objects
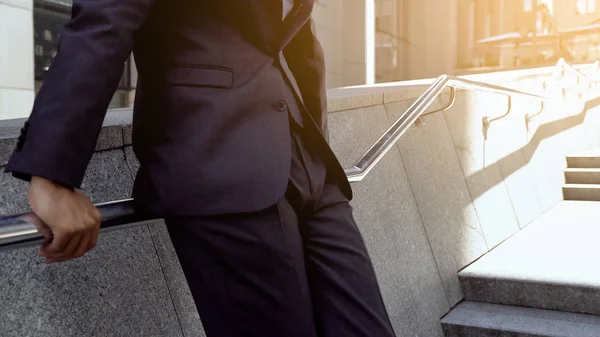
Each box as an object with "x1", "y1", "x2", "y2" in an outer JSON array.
[{"x1": 1, "y1": 60, "x2": 594, "y2": 252}]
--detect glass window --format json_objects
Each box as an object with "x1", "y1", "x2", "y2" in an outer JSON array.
[
  {"x1": 33, "y1": 0, "x2": 133, "y2": 107},
  {"x1": 576, "y1": 0, "x2": 596, "y2": 14}
]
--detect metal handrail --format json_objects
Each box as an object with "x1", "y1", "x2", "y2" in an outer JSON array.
[
  {"x1": 1, "y1": 61, "x2": 593, "y2": 252},
  {"x1": 344, "y1": 75, "x2": 547, "y2": 182},
  {"x1": 555, "y1": 58, "x2": 596, "y2": 85}
]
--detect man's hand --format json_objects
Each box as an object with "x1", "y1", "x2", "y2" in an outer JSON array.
[{"x1": 28, "y1": 176, "x2": 101, "y2": 264}]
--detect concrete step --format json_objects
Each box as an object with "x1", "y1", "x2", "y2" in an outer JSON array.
[
  {"x1": 442, "y1": 301, "x2": 600, "y2": 337},
  {"x1": 459, "y1": 201, "x2": 600, "y2": 316},
  {"x1": 563, "y1": 184, "x2": 600, "y2": 201},
  {"x1": 565, "y1": 168, "x2": 600, "y2": 184},
  {"x1": 567, "y1": 149, "x2": 600, "y2": 168}
]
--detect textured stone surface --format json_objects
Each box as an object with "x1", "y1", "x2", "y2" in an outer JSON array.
[
  {"x1": 328, "y1": 105, "x2": 448, "y2": 337},
  {"x1": 390, "y1": 103, "x2": 487, "y2": 307},
  {"x1": 0, "y1": 136, "x2": 17, "y2": 167},
  {"x1": 563, "y1": 184, "x2": 600, "y2": 201},
  {"x1": 444, "y1": 91, "x2": 520, "y2": 248},
  {"x1": 105, "y1": 109, "x2": 133, "y2": 146},
  {"x1": 148, "y1": 222, "x2": 206, "y2": 337},
  {"x1": 460, "y1": 201, "x2": 600, "y2": 316},
  {"x1": 482, "y1": 95, "x2": 544, "y2": 228},
  {"x1": 442, "y1": 301, "x2": 600, "y2": 337},
  {"x1": 327, "y1": 92, "x2": 383, "y2": 113},
  {"x1": 564, "y1": 168, "x2": 600, "y2": 184},
  {"x1": 124, "y1": 146, "x2": 140, "y2": 176},
  {"x1": 95, "y1": 125, "x2": 123, "y2": 152},
  {"x1": 79, "y1": 150, "x2": 134, "y2": 202},
  {"x1": 522, "y1": 99, "x2": 595, "y2": 212},
  {"x1": 0, "y1": 227, "x2": 183, "y2": 337},
  {"x1": 3, "y1": 63, "x2": 600, "y2": 337},
  {"x1": 123, "y1": 124, "x2": 133, "y2": 146},
  {"x1": 0, "y1": 170, "x2": 29, "y2": 215},
  {"x1": 95, "y1": 109, "x2": 133, "y2": 151},
  {"x1": 583, "y1": 99, "x2": 600, "y2": 148},
  {"x1": 0, "y1": 149, "x2": 184, "y2": 336},
  {"x1": 0, "y1": 117, "x2": 25, "y2": 166}
]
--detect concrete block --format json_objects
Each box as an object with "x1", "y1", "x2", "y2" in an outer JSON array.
[
  {"x1": 0, "y1": 170, "x2": 30, "y2": 216},
  {"x1": 567, "y1": 148, "x2": 600, "y2": 168},
  {"x1": 95, "y1": 125, "x2": 123, "y2": 152},
  {"x1": 443, "y1": 91, "x2": 520, "y2": 248},
  {"x1": 460, "y1": 201, "x2": 600, "y2": 316},
  {"x1": 328, "y1": 106, "x2": 448, "y2": 336},
  {"x1": 562, "y1": 184, "x2": 600, "y2": 201},
  {"x1": 79, "y1": 150, "x2": 133, "y2": 202},
  {"x1": 443, "y1": 301, "x2": 600, "y2": 337},
  {"x1": 390, "y1": 103, "x2": 487, "y2": 307},
  {"x1": 124, "y1": 146, "x2": 140, "y2": 176},
  {"x1": 0, "y1": 137, "x2": 18, "y2": 167},
  {"x1": 0, "y1": 148, "x2": 185, "y2": 336},
  {"x1": 148, "y1": 222, "x2": 205, "y2": 337},
  {"x1": 327, "y1": 92, "x2": 383, "y2": 113},
  {"x1": 0, "y1": 226, "x2": 183, "y2": 337},
  {"x1": 564, "y1": 168, "x2": 600, "y2": 184},
  {"x1": 482, "y1": 97, "x2": 543, "y2": 228},
  {"x1": 521, "y1": 110, "x2": 575, "y2": 211}
]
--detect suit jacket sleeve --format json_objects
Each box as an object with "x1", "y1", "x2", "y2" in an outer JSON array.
[
  {"x1": 4, "y1": 0, "x2": 155, "y2": 188},
  {"x1": 283, "y1": 18, "x2": 329, "y2": 141}
]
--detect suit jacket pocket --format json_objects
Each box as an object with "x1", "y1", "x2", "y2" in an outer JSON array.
[{"x1": 167, "y1": 65, "x2": 233, "y2": 88}]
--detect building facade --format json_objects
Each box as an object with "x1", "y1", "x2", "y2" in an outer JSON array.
[
  {"x1": 0, "y1": 0, "x2": 371, "y2": 120},
  {"x1": 5, "y1": 0, "x2": 597, "y2": 120},
  {"x1": 457, "y1": 0, "x2": 600, "y2": 70}
]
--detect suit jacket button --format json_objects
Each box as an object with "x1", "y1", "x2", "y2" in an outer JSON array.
[{"x1": 276, "y1": 100, "x2": 287, "y2": 112}]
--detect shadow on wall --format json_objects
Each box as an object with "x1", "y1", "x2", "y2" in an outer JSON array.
[
  {"x1": 385, "y1": 84, "x2": 600, "y2": 312},
  {"x1": 468, "y1": 95, "x2": 600, "y2": 202}
]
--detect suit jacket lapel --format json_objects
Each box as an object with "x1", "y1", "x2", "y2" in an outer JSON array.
[{"x1": 275, "y1": 0, "x2": 314, "y2": 52}]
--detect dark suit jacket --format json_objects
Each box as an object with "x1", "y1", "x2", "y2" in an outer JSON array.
[{"x1": 5, "y1": 0, "x2": 352, "y2": 216}]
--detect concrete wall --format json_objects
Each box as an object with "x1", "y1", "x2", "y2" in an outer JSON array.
[
  {"x1": 2, "y1": 65, "x2": 600, "y2": 336},
  {"x1": 402, "y1": 0, "x2": 459, "y2": 80},
  {"x1": 313, "y1": 0, "x2": 367, "y2": 88},
  {"x1": 0, "y1": 0, "x2": 34, "y2": 120}
]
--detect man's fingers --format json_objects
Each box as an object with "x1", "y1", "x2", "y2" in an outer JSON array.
[
  {"x1": 74, "y1": 233, "x2": 91, "y2": 259},
  {"x1": 40, "y1": 231, "x2": 72, "y2": 256},
  {"x1": 43, "y1": 231, "x2": 81, "y2": 262},
  {"x1": 88, "y1": 226, "x2": 99, "y2": 251}
]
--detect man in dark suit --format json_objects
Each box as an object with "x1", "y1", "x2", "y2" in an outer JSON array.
[{"x1": 5, "y1": 1, "x2": 396, "y2": 336}]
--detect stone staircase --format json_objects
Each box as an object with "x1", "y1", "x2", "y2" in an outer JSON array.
[
  {"x1": 563, "y1": 149, "x2": 600, "y2": 201},
  {"x1": 441, "y1": 201, "x2": 600, "y2": 336}
]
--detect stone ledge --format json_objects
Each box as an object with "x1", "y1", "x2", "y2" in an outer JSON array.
[
  {"x1": 0, "y1": 110, "x2": 134, "y2": 167},
  {"x1": 0, "y1": 61, "x2": 588, "y2": 166}
]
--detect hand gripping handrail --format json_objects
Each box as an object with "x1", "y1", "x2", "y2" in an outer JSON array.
[{"x1": 0, "y1": 65, "x2": 589, "y2": 252}]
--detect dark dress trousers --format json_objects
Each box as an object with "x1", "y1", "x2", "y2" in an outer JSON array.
[{"x1": 5, "y1": 0, "x2": 397, "y2": 336}]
